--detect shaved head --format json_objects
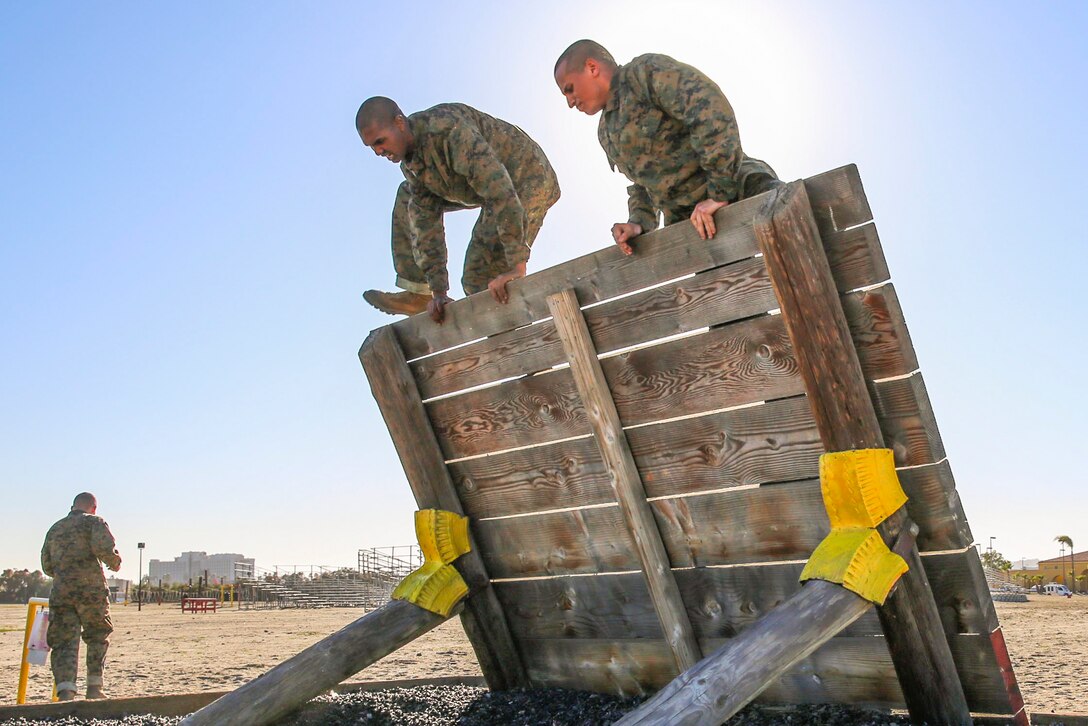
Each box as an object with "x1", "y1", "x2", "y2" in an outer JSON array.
[
  {"x1": 356, "y1": 96, "x2": 405, "y2": 134},
  {"x1": 554, "y1": 39, "x2": 616, "y2": 76},
  {"x1": 73, "y1": 492, "x2": 97, "y2": 512}
]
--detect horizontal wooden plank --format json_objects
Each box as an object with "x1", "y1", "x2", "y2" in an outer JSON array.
[
  {"x1": 922, "y1": 548, "x2": 1000, "y2": 637},
  {"x1": 898, "y1": 461, "x2": 973, "y2": 552},
  {"x1": 413, "y1": 257, "x2": 776, "y2": 400},
  {"x1": 519, "y1": 637, "x2": 906, "y2": 707},
  {"x1": 803, "y1": 164, "x2": 873, "y2": 237},
  {"x1": 843, "y1": 284, "x2": 919, "y2": 381},
  {"x1": 652, "y1": 480, "x2": 829, "y2": 568},
  {"x1": 822, "y1": 222, "x2": 889, "y2": 292},
  {"x1": 451, "y1": 395, "x2": 822, "y2": 520},
  {"x1": 476, "y1": 479, "x2": 829, "y2": 579},
  {"x1": 871, "y1": 372, "x2": 947, "y2": 467},
  {"x1": 493, "y1": 566, "x2": 885, "y2": 643},
  {"x1": 394, "y1": 194, "x2": 769, "y2": 359},
  {"x1": 428, "y1": 314, "x2": 803, "y2": 460},
  {"x1": 519, "y1": 635, "x2": 1016, "y2": 713}
]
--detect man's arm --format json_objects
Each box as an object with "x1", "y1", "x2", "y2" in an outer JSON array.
[
  {"x1": 90, "y1": 519, "x2": 122, "y2": 572},
  {"x1": 41, "y1": 537, "x2": 54, "y2": 578},
  {"x1": 646, "y1": 57, "x2": 745, "y2": 203},
  {"x1": 644, "y1": 57, "x2": 745, "y2": 239}
]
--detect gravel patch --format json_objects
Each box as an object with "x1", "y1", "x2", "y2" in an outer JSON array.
[{"x1": 0, "y1": 685, "x2": 987, "y2": 725}]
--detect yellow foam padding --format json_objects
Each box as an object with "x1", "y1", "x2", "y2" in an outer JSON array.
[
  {"x1": 800, "y1": 528, "x2": 909, "y2": 605},
  {"x1": 415, "y1": 509, "x2": 471, "y2": 565},
  {"x1": 819, "y1": 449, "x2": 908, "y2": 529},
  {"x1": 392, "y1": 561, "x2": 468, "y2": 617}
]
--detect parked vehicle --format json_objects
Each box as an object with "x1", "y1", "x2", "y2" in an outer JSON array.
[{"x1": 1042, "y1": 583, "x2": 1073, "y2": 597}]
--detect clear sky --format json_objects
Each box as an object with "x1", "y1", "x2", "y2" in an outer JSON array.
[{"x1": 2, "y1": 2, "x2": 1086, "y2": 583}]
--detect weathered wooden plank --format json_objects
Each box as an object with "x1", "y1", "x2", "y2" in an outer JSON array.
[
  {"x1": 493, "y1": 566, "x2": 884, "y2": 642},
  {"x1": 803, "y1": 164, "x2": 873, "y2": 237},
  {"x1": 652, "y1": 480, "x2": 829, "y2": 568},
  {"x1": 844, "y1": 283, "x2": 919, "y2": 381},
  {"x1": 395, "y1": 166, "x2": 874, "y2": 360},
  {"x1": 413, "y1": 231, "x2": 894, "y2": 402},
  {"x1": 358, "y1": 327, "x2": 527, "y2": 690},
  {"x1": 519, "y1": 635, "x2": 1016, "y2": 714},
  {"x1": 428, "y1": 313, "x2": 803, "y2": 460},
  {"x1": 393, "y1": 194, "x2": 768, "y2": 359},
  {"x1": 822, "y1": 222, "x2": 890, "y2": 293},
  {"x1": 476, "y1": 480, "x2": 829, "y2": 578},
  {"x1": 755, "y1": 181, "x2": 970, "y2": 722},
  {"x1": 451, "y1": 395, "x2": 821, "y2": 520},
  {"x1": 548, "y1": 288, "x2": 702, "y2": 672},
  {"x1": 413, "y1": 257, "x2": 776, "y2": 400},
  {"x1": 898, "y1": 461, "x2": 973, "y2": 551},
  {"x1": 871, "y1": 372, "x2": 947, "y2": 467},
  {"x1": 921, "y1": 548, "x2": 1000, "y2": 637}
]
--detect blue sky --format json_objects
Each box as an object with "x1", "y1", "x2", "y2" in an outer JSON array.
[{"x1": 2, "y1": 2, "x2": 1085, "y2": 582}]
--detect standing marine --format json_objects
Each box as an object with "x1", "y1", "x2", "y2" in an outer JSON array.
[
  {"x1": 41, "y1": 492, "x2": 122, "y2": 701},
  {"x1": 357, "y1": 97, "x2": 561, "y2": 324},
  {"x1": 553, "y1": 40, "x2": 781, "y2": 253}
]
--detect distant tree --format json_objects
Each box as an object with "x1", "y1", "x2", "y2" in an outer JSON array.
[
  {"x1": 980, "y1": 549, "x2": 1012, "y2": 572},
  {"x1": 1056, "y1": 535, "x2": 1074, "y2": 588},
  {"x1": 0, "y1": 569, "x2": 52, "y2": 603}
]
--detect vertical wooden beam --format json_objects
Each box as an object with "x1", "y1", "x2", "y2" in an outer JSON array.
[
  {"x1": 359, "y1": 326, "x2": 528, "y2": 691},
  {"x1": 547, "y1": 289, "x2": 702, "y2": 672},
  {"x1": 754, "y1": 182, "x2": 972, "y2": 724}
]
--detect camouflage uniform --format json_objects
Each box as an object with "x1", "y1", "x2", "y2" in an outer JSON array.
[
  {"x1": 40, "y1": 510, "x2": 122, "y2": 694},
  {"x1": 390, "y1": 103, "x2": 560, "y2": 295},
  {"x1": 598, "y1": 53, "x2": 781, "y2": 232}
]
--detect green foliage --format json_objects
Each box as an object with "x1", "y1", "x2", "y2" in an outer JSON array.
[
  {"x1": 980, "y1": 549, "x2": 1012, "y2": 571},
  {"x1": 0, "y1": 568, "x2": 52, "y2": 603}
]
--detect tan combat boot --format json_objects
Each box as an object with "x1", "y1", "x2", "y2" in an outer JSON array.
[
  {"x1": 86, "y1": 676, "x2": 106, "y2": 699},
  {"x1": 363, "y1": 290, "x2": 430, "y2": 316}
]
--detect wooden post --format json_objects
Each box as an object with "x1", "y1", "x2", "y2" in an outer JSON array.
[
  {"x1": 615, "y1": 580, "x2": 870, "y2": 725},
  {"x1": 359, "y1": 326, "x2": 528, "y2": 691},
  {"x1": 180, "y1": 599, "x2": 451, "y2": 726},
  {"x1": 754, "y1": 182, "x2": 971, "y2": 723},
  {"x1": 547, "y1": 289, "x2": 702, "y2": 672}
]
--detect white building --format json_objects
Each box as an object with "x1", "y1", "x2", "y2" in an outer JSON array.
[{"x1": 148, "y1": 551, "x2": 254, "y2": 585}]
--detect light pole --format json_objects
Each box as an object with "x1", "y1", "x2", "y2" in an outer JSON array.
[
  {"x1": 988, "y1": 536, "x2": 996, "y2": 557},
  {"x1": 137, "y1": 542, "x2": 145, "y2": 612}
]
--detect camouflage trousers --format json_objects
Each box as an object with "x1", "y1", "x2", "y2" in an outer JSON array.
[
  {"x1": 390, "y1": 180, "x2": 560, "y2": 296},
  {"x1": 47, "y1": 590, "x2": 113, "y2": 692}
]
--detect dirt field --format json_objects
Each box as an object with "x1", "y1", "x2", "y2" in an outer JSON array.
[{"x1": 2, "y1": 595, "x2": 1086, "y2": 713}]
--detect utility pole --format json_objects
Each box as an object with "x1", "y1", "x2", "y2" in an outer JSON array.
[{"x1": 137, "y1": 542, "x2": 145, "y2": 612}]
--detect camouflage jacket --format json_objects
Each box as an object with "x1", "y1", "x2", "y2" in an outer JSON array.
[
  {"x1": 400, "y1": 103, "x2": 559, "y2": 292},
  {"x1": 41, "y1": 510, "x2": 121, "y2": 595},
  {"x1": 598, "y1": 53, "x2": 775, "y2": 231}
]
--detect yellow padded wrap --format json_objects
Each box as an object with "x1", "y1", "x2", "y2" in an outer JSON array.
[
  {"x1": 393, "y1": 510, "x2": 472, "y2": 617},
  {"x1": 819, "y1": 449, "x2": 907, "y2": 529},
  {"x1": 800, "y1": 528, "x2": 908, "y2": 605},
  {"x1": 415, "y1": 509, "x2": 471, "y2": 564},
  {"x1": 392, "y1": 561, "x2": 468, "y2": 617}
]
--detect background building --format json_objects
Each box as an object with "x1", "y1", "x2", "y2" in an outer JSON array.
[
  {"x1": 1035, "y1": 550, "x2": 1087, "y2": 593},
  {"x1": 148, "y1": 551, "x2": 254, "y2": 585}
]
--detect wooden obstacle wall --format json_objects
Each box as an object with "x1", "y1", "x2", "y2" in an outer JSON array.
[{"x1": 361, "y1": 165, "x2": 1023, "y2": 717}]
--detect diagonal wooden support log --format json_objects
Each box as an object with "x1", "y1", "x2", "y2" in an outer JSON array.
[
  {"x1": 548, "y1": 288, "x2": 702, "y2": 672},
  {"x1": 754, "y1": 181, "x2": 971, "y2": 723},
  {"x1": 179, "y1": 598, "x2": 456, "y2": 726}
]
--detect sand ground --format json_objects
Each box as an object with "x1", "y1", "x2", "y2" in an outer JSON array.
[{"x1": 2, "y1": 595, "x2": 1085, "y2": 713}]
